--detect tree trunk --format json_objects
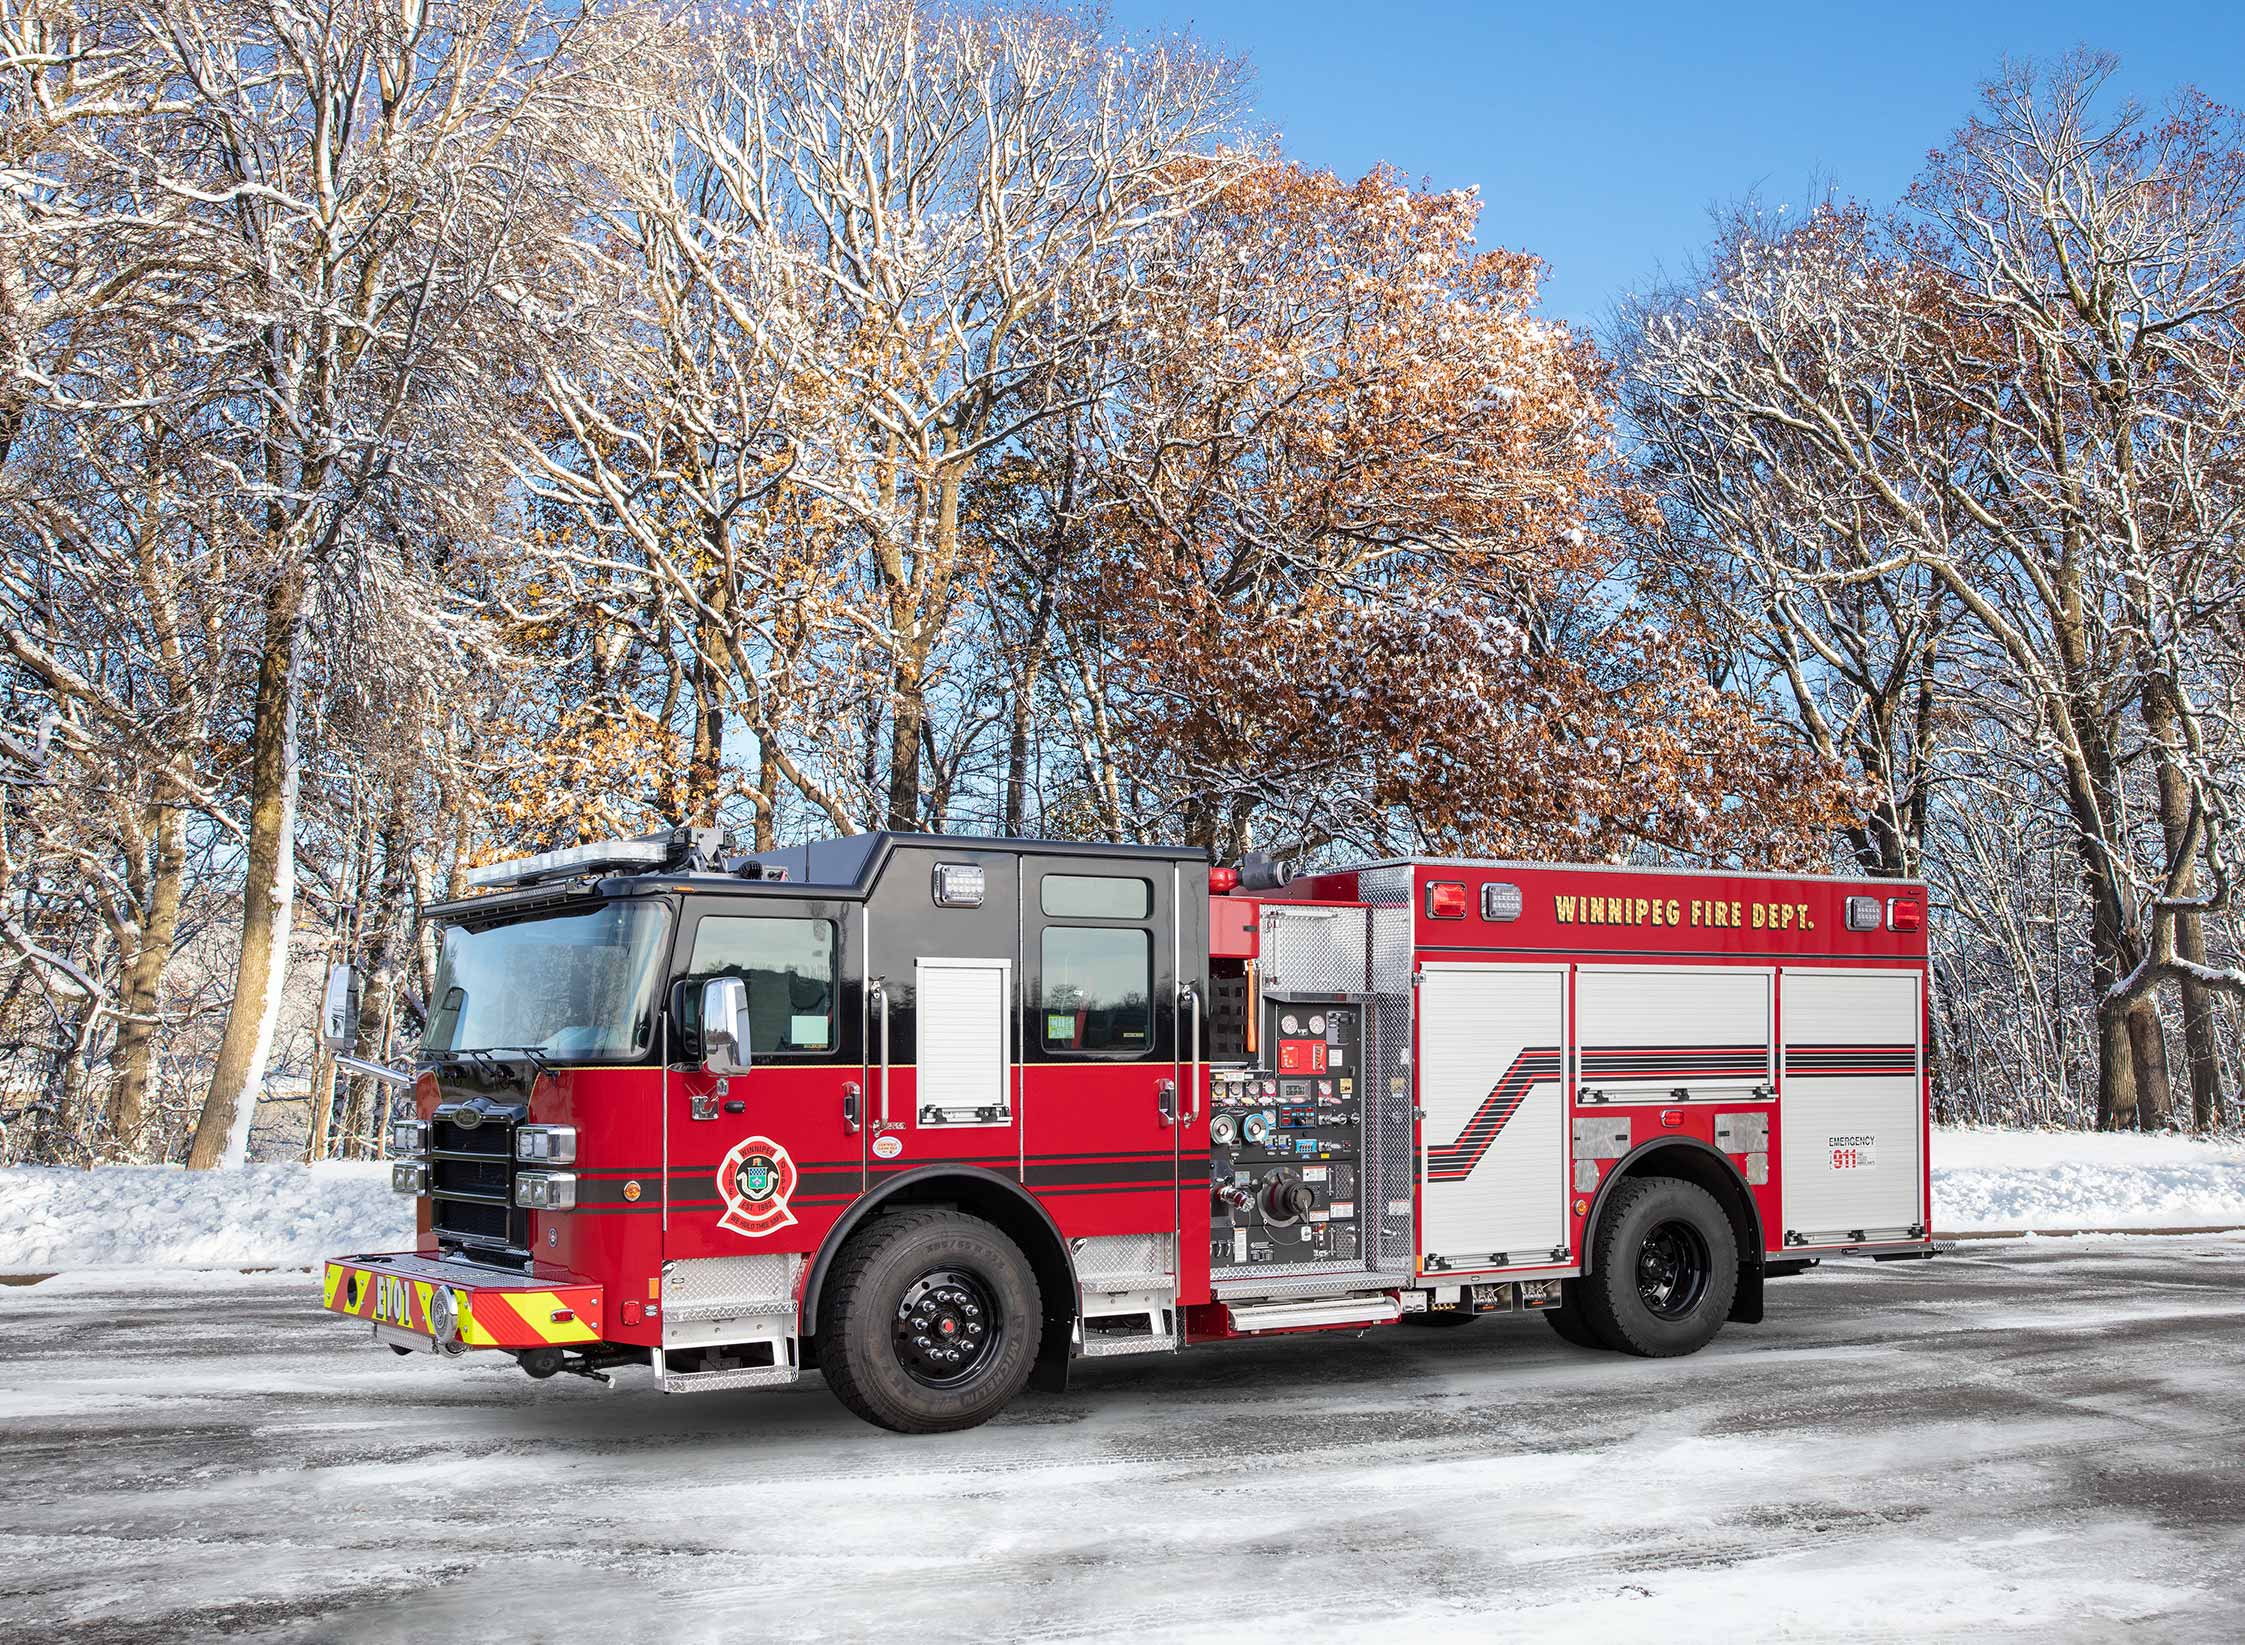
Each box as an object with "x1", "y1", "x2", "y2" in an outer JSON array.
[
  {"x1": 2094, "y1": 993, "x2": 2137, "y2": 1131},
  {"x1": 108, "y1": 800, "x2": 186, "y2": 1153},
  {"x1": 686, "y1": 545, "x2": 731, "y2": 823},
  {"x1": 1004, "y1": 583, "x2": 1056, "y2": 838},
  {"x1": 2088, "y1": 854, "x2": 2139, "y2": 1131},
  {"x1": 752, "y1": 736, "x2": 779, "y2": 852},
  {"x1": 344, "y1": 795, "x2": 412, "y2": 1157},
  {"x1": 687, "y1": 655, "x2": 725, "y2": 823},
  {"x1": 885, "y1": 653, "x2": 926, "y2": 830},
  {"x1": 304, "y1": 1048, "x2": 337, "y2": 1163},
  {"x1": 886, "y1": 454, "x2": 963, "y2": 831},
  {"x1": 2125, "y1": 999, "x2": 2174, "y2": 1130},
  {"x1": 187, "y1": 571, "x2": 308, "y2": 1170},
  {"x1": 2177, "y1": 915, "x2": 2226, "y2": 1130},
  {"x1": 2144, "y1": 672, "x2": 2227, "y2": 1130}
]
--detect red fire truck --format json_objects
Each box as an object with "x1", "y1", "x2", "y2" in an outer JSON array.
[{"x1": 319, "y1": 826, "x2": 1935, "y2": 1432}]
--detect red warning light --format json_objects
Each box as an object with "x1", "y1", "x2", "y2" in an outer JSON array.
[
  {"x1": 1887, "y1": 896, "x2": 1925, "y2": 934},
  {"x1": 1426, "y1": 881, "x2": 1468, "y2": 920},
  {"x1": 1209, "y1": 865, "x2": 1240, "y2": 894}
]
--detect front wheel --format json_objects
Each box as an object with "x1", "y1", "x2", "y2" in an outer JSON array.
[
  {"x1": 820, "y1": 1209, "x2": 1042, "y2": 1433},
  {"x1": 1577, "y1": 1176, "x2": 1738, "y2": 1357}
]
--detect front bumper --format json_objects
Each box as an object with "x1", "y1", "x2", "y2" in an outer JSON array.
[{"x1": 322, "y1": 1252, "x2": 604, "y2": 1350}]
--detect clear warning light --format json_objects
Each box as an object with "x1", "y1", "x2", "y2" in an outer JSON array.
[{"x1": 1481, "y1": 881, "x2": 1524, "y2": 921}]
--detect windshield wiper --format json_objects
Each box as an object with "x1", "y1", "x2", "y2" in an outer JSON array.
[{"x1": 489, "y1": 1045, "x2": 559, "y2": 1079}]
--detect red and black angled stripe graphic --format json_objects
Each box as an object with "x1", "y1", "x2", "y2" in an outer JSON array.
[
  {"x1": 1783, "y1": 1044, "x2": 1917, "y2": 1077},
  {"x1": 1426, "y1": 1048, "x2": 1561, "y2": 1183},
  {"x1": 1578, "y1": 1044, "x2": 1768, "y2": 1082},
  {"x1": 572, "y1": 1149, "x2": 1192, "y2": 1213}
]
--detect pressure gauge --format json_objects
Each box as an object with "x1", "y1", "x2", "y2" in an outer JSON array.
[
  {"x1": 1242, "y1": 1112, "x2": 1273, "y2": 1146},
  {"x1": 1308, "y1": 1013, "x2": 1326, "y2": 1034},
  {"x1": 1280, "y1": 1013, "x2": 1300, "y2": 1035},
  {"x1": 1209, "y1": 1113, "x2": 1238, "y2": 1145}
]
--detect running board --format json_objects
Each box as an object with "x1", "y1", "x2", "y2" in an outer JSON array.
[
  {"x1": 1226, "y1": 1293, "x2": 1402, "y2": 1334},
  {"x1": 1076, "y1": 1300, "x2": 1179, "y2": 1358},
  {"x1": 1079, "y1": 1327, "x2": 1180, "y2": 1358},
  {"x1": 654, "y1": 1345, "x2": 799, "y2": 1394}
]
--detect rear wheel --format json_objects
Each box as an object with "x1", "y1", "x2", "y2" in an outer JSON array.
[
  {"x1": 1577, "y1": 1176, "x2": 1738, "y2": 1358},
  {"x1": 821, "y1": 1209, "x2": 1041, "y2": 1433},
  {"x1": 1539, "y1": 1281, "x2": 1612, "y2": 1349}
]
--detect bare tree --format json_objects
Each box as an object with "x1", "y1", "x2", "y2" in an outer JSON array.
[{"x1": 1627, "y1": 54, "x2": 2245, "y2": 1127}]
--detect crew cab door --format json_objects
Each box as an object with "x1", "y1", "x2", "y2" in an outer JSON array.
[
  {"x1": 664, "y1": 895, "x2": 864, "y2": 1263},
  {"x1": 1020, "y1": 855, "x2": 1185, "y2": 1248}
]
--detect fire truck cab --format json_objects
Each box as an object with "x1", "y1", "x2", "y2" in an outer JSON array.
[{"x1": 321, "y1": 827, "x2": 1934, "y2": 1432}]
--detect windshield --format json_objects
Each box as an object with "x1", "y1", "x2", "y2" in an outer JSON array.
[{"x1": 422, "y1": 900, "x2": 672, "y2": 1060}]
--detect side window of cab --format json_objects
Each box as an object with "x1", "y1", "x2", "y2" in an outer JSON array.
[
  {"x1": 685, "y1": 914, "x2": 839, "y2": 1056},
  {"x1": 1038, "y1": 874, "x2": 1155, "y2": 1058}
]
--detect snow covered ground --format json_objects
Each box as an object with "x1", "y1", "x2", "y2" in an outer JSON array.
[
  {"x1": 1933, "y1": 1127, "x2": 2245, "y2": 1232},
  {"x1": 1, "y1": 1236, "x2": 2240, "y2": 1642},
  {"x1": 1, "y1": 1127, "x2": 2242, "y2": 1274},
  {"x1": 0, "y1": 1162, "x2": 408, "y2": 1271}
]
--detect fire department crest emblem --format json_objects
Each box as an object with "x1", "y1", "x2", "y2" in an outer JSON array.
[{"x1": 716, "y1": 1135, "x2": 798, "y2": 1238}]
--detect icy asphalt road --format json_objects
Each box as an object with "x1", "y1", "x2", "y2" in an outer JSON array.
[{"x1": 2, "y1": 1239, "x2": 2242, "y2": 1645}]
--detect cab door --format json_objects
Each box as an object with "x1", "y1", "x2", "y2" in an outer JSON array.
[
  {"x1": 663, "y1": 895, "x2": 865, "y2": 1263},
  {"x1": 1020, "y1": 856, "x2": 1182, "y2": 1243}
]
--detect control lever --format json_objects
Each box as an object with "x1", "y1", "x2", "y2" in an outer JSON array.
[
  {"x1": 842, "y1": 1081, "x2": 861, "y2": 1135},
  {"x1": 1156, "y1": 1078, "x2": 1177, "y2": 1126}
]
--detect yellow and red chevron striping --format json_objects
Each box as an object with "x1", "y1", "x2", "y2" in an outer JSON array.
[{"x1": 321, "y1": 1257, "x2": 603, "y2": 1348}]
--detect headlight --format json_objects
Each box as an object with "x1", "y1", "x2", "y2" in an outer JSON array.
[
  {"x1": 515, "y1": 1125, "x2": 577, "y2": 1164},
  {"x1": 429, "y1": 1286, "x2": 461, "y2": 1343},
  {"x1": 388, "y1": 1118, "x2": 429, "y2": 1155},
  {"x1": 391, "y1": 1161, "x2": 428, "y2": 1196},
  {"x1": 514, "y1": 1171, "x2": 577, "y2": 1211}
]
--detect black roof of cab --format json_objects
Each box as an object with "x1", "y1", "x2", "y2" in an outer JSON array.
[
  {"x1": 424, "y1": 831, "x2": 1209, "y2": 923},
  {"x1": 742, "y1": 830, "x2": 1207, "y2": 888}
]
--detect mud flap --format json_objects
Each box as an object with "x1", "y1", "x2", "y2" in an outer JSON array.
[
  {"x1": 1031, "y1": 1313, "x2": 1073, "y2": 1394},
  {"x1": 1728, "y1": 1261, "x2": 1765, "y2": 1325}
]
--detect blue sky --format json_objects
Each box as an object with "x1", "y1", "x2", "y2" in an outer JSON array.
[{"x1": 1106, "y1": 1, "x2": 2245, "y2": 331}]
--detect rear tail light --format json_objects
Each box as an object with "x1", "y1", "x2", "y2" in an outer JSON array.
[
  {"x1": 1426, "y1": 881, "x2": 1468, "y2": 919},
  {"x1": 391, "y1": 1161, "x2": 428, "y2": 1196},
  {"x1": 1886, "y1": 896, "x2": 1924, "y2": 934}
]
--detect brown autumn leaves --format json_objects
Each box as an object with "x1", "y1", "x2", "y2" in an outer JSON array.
[{"x1": 482, "y1": 144, "x2": 1853, "y2": 873}]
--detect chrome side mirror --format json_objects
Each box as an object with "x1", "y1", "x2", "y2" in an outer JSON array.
[
  {"x1": 321, "y1": 963, "x2": 359, "y2": 1051},
  {"x1": 701, "y1": 975, "x2": 752, "y2": 1074}
]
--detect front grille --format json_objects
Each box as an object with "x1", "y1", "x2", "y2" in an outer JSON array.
[
  {"x1": 429, "y1": 1111, "x2": 528, "y2": 1262},
  {"x1": 432, "y1": 1154, "x2": 510, "y2": 1197},
  {"x1": 436, "y1": 1198, "x2": 515, "y2": 1244},
  {"x1": 434, "y1": 1118, "x2": 510, "y2": 1157}
]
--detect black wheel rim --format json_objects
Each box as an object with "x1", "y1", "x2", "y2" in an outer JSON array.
[
  {"x1": 1635, "y1": 1218, "x2": 1713, "y2": 1319},
  {"x1": 892, "y1": 1267, "x2": 1002, "y2": 1389}
]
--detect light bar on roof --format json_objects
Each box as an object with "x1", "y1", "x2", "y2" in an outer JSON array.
[{"x1": 464, "y1": 838, "x2": 672, "y2": 890}]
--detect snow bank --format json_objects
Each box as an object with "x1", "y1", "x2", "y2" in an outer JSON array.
[
  {"x1": 0, "y1": 1163, "x2": 410, "y2": 1272},
  {"x1": 4, "y1": 1128, "x2": 2243, "y2": 1271},
  {"x1": 1933, "y1": 1126, "x2": 2245, "y2": 1232}
]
